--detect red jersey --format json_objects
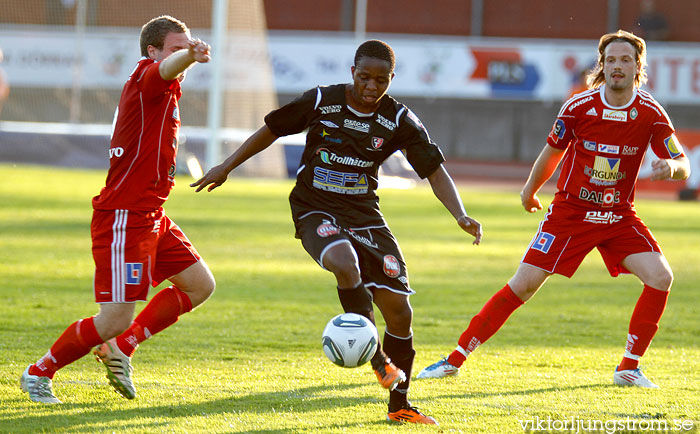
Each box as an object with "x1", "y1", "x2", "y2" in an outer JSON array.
[
  {"x1": 93, "y1": 58, "x2": 182, "y2": 211},
  {"x1": 547, "y1": 85, "x2": 685, "y2": 210}
]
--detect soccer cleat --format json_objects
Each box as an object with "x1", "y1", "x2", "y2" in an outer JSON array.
[
  {"x1": 20, "y1": 365, "x2": 61, "y2": 404},
  {"x1": 94, "y1": 338, "x2": 136, "y2": 399},
  {"x1": 613, "y1": 366, "x2": 659, "y2": 388},
  {"x1": 416, "y1": 357, "x2": 459, "y2": 379},
  {"x1": 387, "y1": 405, "x2": 438, "y2": 425},
  {"x1": 374, "y1": 358, "x2": 406, "y2": 391}
]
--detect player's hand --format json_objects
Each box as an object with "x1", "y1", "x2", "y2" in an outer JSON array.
[
  {"x1": 650, "y1": 159, "x2": 673, "y2": 181},
  {"x1": 457, "y1": 215, "x2": 483, "y2": 245},
  {"x1": 190, "y1": 164, "x2": 230, "y2": 192},
  {"x1": 521, "y1": 191, "x2": 542, "y2": 213},
  {"x1": 189, "y1": 38, "x2": 211, "y2": 63}
]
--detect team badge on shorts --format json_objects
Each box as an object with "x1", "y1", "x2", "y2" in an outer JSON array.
[
  {"x1": 383, "y1": 255, "x2": 401, "y2": 278},
  {"x1": 126, "y1": 263, "x2": 143, "y2": 285},
  {"x1": 531, "y1": 232, "x2": 555, "y2": 254}
]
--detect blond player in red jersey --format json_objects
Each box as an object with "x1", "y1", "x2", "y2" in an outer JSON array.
[
  {"x1": 418, "y1": 30, "x2": 690, "y2": 387},
  {"x1": 20, "y1": 16, "x2": 215, "y2": 403}
]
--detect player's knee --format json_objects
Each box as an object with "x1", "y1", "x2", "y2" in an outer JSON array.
[{"x1": 646, "y1": 268, "x2": 673, "y2": 291}]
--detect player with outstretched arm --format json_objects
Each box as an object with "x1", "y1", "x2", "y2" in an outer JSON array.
[{"x1": 21, "y1": 16, "x2": 215, "y2": 403}]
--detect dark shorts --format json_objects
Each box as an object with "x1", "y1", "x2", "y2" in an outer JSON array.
[
  {"x1": 91, "y1": 208, "x2": 201, "y2": 303},
  {"x1": 521, "y1": 201, "x2": 662, "y2": 278},
  {"x1": 294, "y1": 210, "x2": 414, "y2": 295}
]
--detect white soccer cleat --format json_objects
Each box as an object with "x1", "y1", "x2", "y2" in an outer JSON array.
[
  {"x1": 416, "y1": 357, "x2": 459, "y2": 379},
  {"x1": 613, "y1": 367, "x2": 659, "y2": 388},
  {"x1": 20, "y1": 365, "x2": 61, "y2": 404},
  {"x1": 94, "y1": 338, "x2": 136, "y2": 399}
]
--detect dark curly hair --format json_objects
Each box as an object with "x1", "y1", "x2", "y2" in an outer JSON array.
[{"x1": 354, "y1": 40, "x2": 395, "y2": 73}]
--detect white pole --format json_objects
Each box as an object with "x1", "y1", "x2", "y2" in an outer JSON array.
[
  {"x1": 355, "y1": 0, "x2": 367, "y2": 42},
  {"x1": 69, "y1": 0, "x2": 87, "y2": 123},
  {"x1": 206, "y1": 0, "x2": 228, "y2": 170}
]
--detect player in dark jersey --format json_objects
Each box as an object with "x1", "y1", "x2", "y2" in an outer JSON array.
[
  {"x1": 192, "y1": 39, "x2": 482, "y2": 425},
  {"x1": 417, "y1": 30, "x2": 690, "y2": 388},
  {"x1": 21, "y1": 16, "x2": 215, "y2": 404}
]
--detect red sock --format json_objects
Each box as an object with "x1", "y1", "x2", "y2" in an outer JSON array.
[
  {"x1": 448, "y1": 284, "x2": 524, "y2": 367},
  {"x1": 29, "y1": 316, "x2": 103, "y2": 378},
  {"x1": 618, "y1": 285, "x2": 669, "y2": 371},
  {"x1": 115, "y1": 286, "x2": 193, "y2": 357}
]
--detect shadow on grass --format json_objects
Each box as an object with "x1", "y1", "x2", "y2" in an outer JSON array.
[{"x1": 0, "y1": 381, "x2": 397, "y2": 433}]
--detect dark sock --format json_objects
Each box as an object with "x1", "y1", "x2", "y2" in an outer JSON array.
[
  {"x1": 383, "y1": 332, "x2": 414, "y2": 412},
  {"x1": 337, "y1": 283, "x2": 387, "y2": 368}
]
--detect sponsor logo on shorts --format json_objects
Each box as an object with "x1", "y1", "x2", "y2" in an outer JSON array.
[
  {"x1": 531, "y1": 232, "x2": 555, "y2": 254},
  {"x1": 347, "y1": 229, "x2": 378, "y2": 248},
  {"x1": 383, "y1": 255, "x2": 401, "y2": 278},
  {"x1": 579, "y1": 187, "x2": 619, "y2": 207},
  {"x1": 549, "y1": 119, "x2": 565, "y2": 143},
  {"x1": 172, "y1": 106, "x2": 179, "y2": 120},
  {"x1": 126, "y1": 263, "x2": 143, "y2": 285},
  {"x1": 316, "y1": 222, "x2": 340, "y2": 237},
  {"x1": 583, "y1": 210, "x2": 622, "y2": 224},
  {"x1": 319, "y1": 105, "x2": 342, "y2": 114},
  {"x1": 602, "y1": 109, "x2": 627, "y2": 122},
  {"x1": 344, "y1": 119, "x2": 370, "y2": 133}
]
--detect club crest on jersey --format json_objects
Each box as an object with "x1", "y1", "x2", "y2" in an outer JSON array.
[
  {"x1": 664, "y1": 134, "x2": 683, "y2": 158},
  {"x1": 383, "y1": 255, "x2": 401, "y2": 278},
  {"x1": 630, "y1": 107, "x2": 638, "y2": 120},
  {"x1": 125, "y1": 263, "x2": 143, "y2": 285},
  {"x1": 602, "y1": 109, "x2": 627, "y2": 122},
  {"x1": 371, "y1": 137, "x2": 384, "y2": 149},
  {"x1": 549, "y1": 119, "x2": 565, "y2": 143}
]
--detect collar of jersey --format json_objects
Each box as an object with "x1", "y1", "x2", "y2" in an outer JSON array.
[{"x1": 346, "y1": 105, "x2": 374, "y2": 118}]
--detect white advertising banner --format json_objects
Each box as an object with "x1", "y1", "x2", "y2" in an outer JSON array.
[{"x1": 1, "y1": 29, "x2": 700, "y2": 103}]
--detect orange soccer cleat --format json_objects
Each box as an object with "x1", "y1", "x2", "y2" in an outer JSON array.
[
  {"x1": 373, "y1": 358, "x2": 406, "y2": 390},
  {"x1": 387, "y1": 405, "x2": 438, "y2": 425}
]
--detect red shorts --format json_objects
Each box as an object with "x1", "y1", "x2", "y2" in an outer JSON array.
[
  {"x1": 91, "y1": 208, "x2": 201, "y2": 303},
  {"x1": 521, "y1": 200, "x2": 662, "y2": 278}
]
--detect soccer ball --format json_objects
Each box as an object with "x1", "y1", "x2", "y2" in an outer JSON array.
[{"x1": 321, "y1": 313, "x2": 378, "y2": 368}]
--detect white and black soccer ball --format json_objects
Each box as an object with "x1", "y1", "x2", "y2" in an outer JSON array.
[{"x1": 321, "y1": 313, "x2": 378, "y2": 368}]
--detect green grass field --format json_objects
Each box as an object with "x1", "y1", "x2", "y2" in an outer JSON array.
[{"x1": 0, "y1": 163, "x2": 698, "y2": 434}]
